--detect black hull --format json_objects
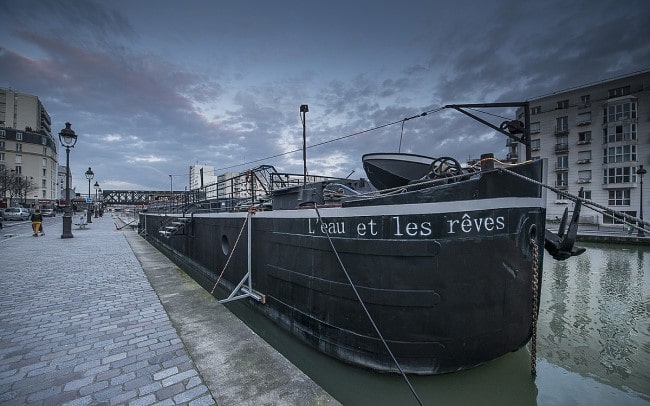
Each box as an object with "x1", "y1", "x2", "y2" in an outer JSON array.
[{"x1": 142, "y1": 160, "x2": 546, "y2": 375}]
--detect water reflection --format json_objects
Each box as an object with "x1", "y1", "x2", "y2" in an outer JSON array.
[
  {"x1": 539, "y1": 243, "x2": 650, "y2": 402},
  {"x1": 224, "y1": 242, "x2": 649, "y2": 405}
]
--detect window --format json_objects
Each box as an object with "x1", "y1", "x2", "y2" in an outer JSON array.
[
  {"x1": 530, "y1": 122, "x2": 540, "y2": 133},
  {"x1": 578, "y1": 150, "x2": 591, "y2": 163},
  {"x1": 15, "y1": 166, "x2": 21, "y2": 174},
  {"x1": 16, "y1": 143, "x2": 22, "y2": 152},
  {"x1": 16, "y1": 132, "x2": 23, "y2": 140},
  {"x1": 608, "y1": 86, "x2": 630, "y2": 98},
  {"x1": 603, "y1": 167, "x2": 636, "y2": 184},
  {"x1": 556, "y1": 172, "x2": 568, "y2": 187},
  {"x1": 556, "y1": 135, "x2": 568, "y2": 146},
  {"x1": 577, "y1": 170, "x2": 592, "y2": 183},
  {"x1": 556, "y1": 116, "x2": 569, "y2": 133},
  {"x1": 42, "y1": 179, "x2": 46, "y2": 188},
  {"x1": 606, "y1": 101, "x2": 636, "y2": 123},
  {"x1": 580, "y1": 95, "x2": 591, "y2": 107},
  {"x1": 556, "y1": 155, "x2": 568, "y2": 169},
  {"x1": 577, "y1": 112, "x2": 591, "y2": 125},
  {"x1": 15, "y1": 155, "x2": 22, "y2": 164},
  {"x1": 42, "y1": 137, "x2": 47, "y2": 145},
  {"x1": 578, "y1": 189, "x2": 591, "y2": 200},
  {"x1": 0, "y1": 130, "x2": 5, "y2": 137},
  {"x1": 608, "y1": 190, "x2": 630, "y2": 205},
  {"x1": 604, "y1": 145, "x2": 636, "y2": 164},
  {"x1": 43, "y1": 147, "x2": 47, "y2": 155},
  {"x1": 531, "y1": 139, "x2": 540, "y2": 151},
  {"x1": 578, "y1": 131, "x2": 591, "y2": 144},
  {"x1": 0, "y1": 152, "x2": 4, "y2": 161},
  {"x1": 531, "y1": 106, "x2": 541, "y2": 115},
  {"x1": 604, "y1": 123, "x2": 636, "y2": 143},
  {"x1": 0, "y1": 140, "x2": 4, "y2": 149},
  {"x1": 604, "y1": 210, "x2": 636, "y2": 224},
  {"x1": 556, "y1": 100, "x2": 569, "y2": 109}
]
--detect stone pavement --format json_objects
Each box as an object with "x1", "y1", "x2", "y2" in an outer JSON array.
[
  {"x1": 0, "y1": 215, "x2": 214, "y2": 405},
  {"x1": 0, "y1": 215, "x2": 338, "y2": 406}
]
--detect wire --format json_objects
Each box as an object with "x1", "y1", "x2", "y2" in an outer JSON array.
[
  {"x1": 312, "y1": 203, "x2": 424, "y2": 406},
  {"x1": 215, "y1": 106, "x2": 445, "y2": 172}
]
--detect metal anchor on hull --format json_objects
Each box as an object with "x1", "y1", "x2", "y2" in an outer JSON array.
[{"x1": 544, "y1": 190, "x2": 586, "y2": 260}]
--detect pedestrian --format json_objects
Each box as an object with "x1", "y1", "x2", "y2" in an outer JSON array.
[{"x1": 31, "y1": 209, "x2": 44, "y2": 237}]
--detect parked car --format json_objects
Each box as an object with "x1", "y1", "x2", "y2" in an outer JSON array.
[
  {"x1": 4, "y1": 207, "x2": 31, "y2": 221},
  {"x1": 42, "y1": 209, "x2": 56, "y2": 217}
]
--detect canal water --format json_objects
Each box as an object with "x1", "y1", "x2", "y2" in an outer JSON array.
[{"x1": 223, "y1": 242, "x2": 650, "y2": 405}]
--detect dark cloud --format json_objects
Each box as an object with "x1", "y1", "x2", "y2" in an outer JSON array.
[{"x1": 1, "y1": 0, "x2": 648, "y2": 190}]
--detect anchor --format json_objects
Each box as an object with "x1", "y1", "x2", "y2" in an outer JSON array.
[{"x1": 544, "y1": 188, "x2": 586, "y2": 260}]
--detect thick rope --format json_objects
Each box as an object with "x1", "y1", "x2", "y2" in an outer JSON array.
[
  {"x1": 312, "y1": 204, "x2": 424, "y2": 406},
  {"x1": 498, "y1": 165, "x2": 650, "y2": 231},
  {"x1": 530, "y1": 239, "x2": 540, "y2": 377}
]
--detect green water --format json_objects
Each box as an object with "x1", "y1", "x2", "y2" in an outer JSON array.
[{"x1": 225, "y1": 242, "x2": 650, "y2": 405}]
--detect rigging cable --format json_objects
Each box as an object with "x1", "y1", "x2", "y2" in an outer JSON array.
[
  {"x1": 311, "y1": 203, "x2": 424, "y2": 406},
  {"x1": 215, "y1": 106, "x2": 446, "y2": 172}
]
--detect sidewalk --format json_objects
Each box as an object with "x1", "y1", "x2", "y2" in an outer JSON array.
[{"x1": 0, "y1": 215, "x2": 337, "y2": 405}]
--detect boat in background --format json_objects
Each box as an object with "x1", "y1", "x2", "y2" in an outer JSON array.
[{"x1": 362, "y1": 153, "x2": 435, "y2": 190}]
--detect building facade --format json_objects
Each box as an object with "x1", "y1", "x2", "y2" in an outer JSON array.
[
  {"x1": 0, "y1": 89, "x2": 59, "y2": 208},
  {"x1": 509, "y1": 71, "x2": 650, "y2": 225}
]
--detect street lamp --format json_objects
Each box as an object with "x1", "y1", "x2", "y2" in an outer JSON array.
[
  {"x1": 300, "y1": 104, "x2": 309, "y2": 185},
  {"x1": 85, "y1": 167, "x2": 94, "y2": 223},
  {"x1": 637, "y1": 165, "x2": 647, "y2": 237},
  {"x1": 94, "y1": 181, "x2": 100, "y2": 218},
  {"x1": 58, "y1": 122, "x2": 78, "y2": 239}
]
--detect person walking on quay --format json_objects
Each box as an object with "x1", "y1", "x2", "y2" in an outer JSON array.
[{"x1": 31, "y1": 209, "x2": 44, "y2": 237}]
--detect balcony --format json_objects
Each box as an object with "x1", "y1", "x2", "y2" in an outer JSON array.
[
  {"x1": 576, "y1": 159, "x2": 591, "y2": 164},
  {"x1": 554, "y1": 165, "x2": 569, "y2": 172},
  {"x1": 555, "y1": 181, "x2": 568, "y2": 190},
  {"x1": 577, "y1": 139, "x2": 591, "y2": 145},
  {"x1": 577, "y1": 120, "x2": 591, "y2": 126},
  {"x1": 555, "y1": 144, "x2": 569, "y2": 153},
  {"x1": 555, "y1": 126, "x2": 569, "y2": 135},
  {"x1": 576, "y1": 178, "x2": 592, "y2": 184}
]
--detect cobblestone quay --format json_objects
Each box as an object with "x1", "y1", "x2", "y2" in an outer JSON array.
[{"x1": 0, "y1": 215, "x2": 336, "y2": 405}]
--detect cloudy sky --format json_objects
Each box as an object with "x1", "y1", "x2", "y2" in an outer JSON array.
[{"x1": 1, "y1": 0, "x2": 649, "y2": 191}]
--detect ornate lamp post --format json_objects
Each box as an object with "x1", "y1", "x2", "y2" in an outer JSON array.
[
  {"x1": 85, "y1": 167, "x2": 94, "y2": 223},
  {"x1": 637, "y1": 165, "x2": 647, "y2": 237},
  {"x1": 94, "y1": 181, "x2": 100, "y2": 218},
  {"x1": 58, "y1": 123, "x2": 78, "y2": 239}
]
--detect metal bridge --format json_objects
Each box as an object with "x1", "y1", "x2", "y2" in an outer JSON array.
[{"x1": 101, "y1": 190, "x2": 186, "y2": 206}]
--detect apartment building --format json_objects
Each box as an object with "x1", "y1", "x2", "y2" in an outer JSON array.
[
  {"x1": 0, "y1": 89, "x2": 59, "y2": 208},
  {"x1": 509, "y1": 71, "x2": 650, "y2": 225}
]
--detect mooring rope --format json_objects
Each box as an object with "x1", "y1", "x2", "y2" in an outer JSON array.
[
  {"x1": 312, "y1": 203, "x2": 424, "y2": 406},
  {"x1": 210, "y1": 211, "x2": 250, "y2": 295},
  {"x1": 497, "y1": 165, "x2": 650, "y2": 231},
  {"x1": 530, "y1": 238, "x2": 540, "y2": 377}
]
